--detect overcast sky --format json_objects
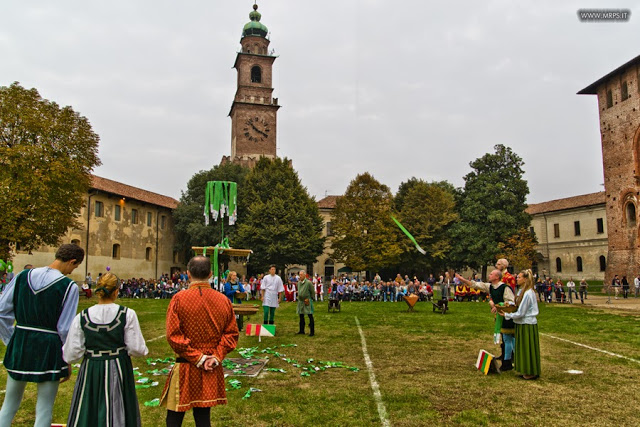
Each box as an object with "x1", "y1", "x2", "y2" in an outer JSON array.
[{"x1": 2, "y1": 1, "x2": 638, "y2": 204}]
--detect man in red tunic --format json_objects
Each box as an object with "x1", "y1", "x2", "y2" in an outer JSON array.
[
  {"x1": 496, "y1": 258, "x2": 516, "y2": 292},
  {"x1": 161, "y1": 256, "x2": 239, "y2": 427}
]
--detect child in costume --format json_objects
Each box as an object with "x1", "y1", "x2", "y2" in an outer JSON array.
[{"x1": 63, "y1": 272, "x2": 149, "y2": 426}]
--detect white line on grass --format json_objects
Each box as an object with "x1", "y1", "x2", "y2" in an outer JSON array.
[
  {"x1": 147, "y1": 335, "x2": 166, "y2": 343},
  {"x1": 541, "y1": 333, "x2": 640, "y2": 365},
  {"x1": 355, "y1": 316, "x2": 390, "y2": 427}
]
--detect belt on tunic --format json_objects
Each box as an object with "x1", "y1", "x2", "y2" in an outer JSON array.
[
  {"x1": 85, "y1": 347, "x2": 127, "y2": 359},
  {"x1": 175, "y1": 357, "x2": 189, "y2": 363},
  {"x1": 15, "y1": 324, "x2": 57, "y2": 334}
]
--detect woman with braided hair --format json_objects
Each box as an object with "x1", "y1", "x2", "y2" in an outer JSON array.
[
  {"x1": 63, "y1": 272, "x2": 148, "y2": 426},
  {"x1": 498, "y1": 269, "x2": 541, "y2": 380}
]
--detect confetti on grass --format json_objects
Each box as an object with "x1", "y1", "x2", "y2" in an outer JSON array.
[
  {"x1": 144, "y1": 398, "x2": 160, "y2": 407},
  {"x1": 242, "y1": 387, "x2": 262, "y2": 400}
]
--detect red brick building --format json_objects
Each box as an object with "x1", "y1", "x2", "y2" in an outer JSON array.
[
  {"x1": 579, "y1": 54, "x2": 640, "y2": 283},
  {"x1": 221, "y1": 4, "x2": 280, "y2": 168}
]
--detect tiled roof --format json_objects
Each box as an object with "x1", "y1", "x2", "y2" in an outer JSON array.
[
  {"x1": 526, "y1": 192, "x2": 605, "y2": 215},
  {"x1": 578, "y1": 54, "x2": 640, "y2": 95},
  {"x1": 91, "y1": 175, "x2": 179, "y2": 209},
  {"x1": 317, "y1": 195, "x2": 341, "y2": 209}
]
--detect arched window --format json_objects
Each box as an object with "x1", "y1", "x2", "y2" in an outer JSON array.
[
  {"x1": 599, "y1": 255, "x2": 606, "y2": 272},
  {"x1": 71, "y1": 239, "x2": 80, "y2": 246},
  {"x1": 626, "y1": 202, "x2": 637, "y2": 227},
  {"x1": 556, "y1": 257, "x2": 562, "y2": 273},
  {"x1": 112, "y1": 244, "x2": 121, "y2": 260},
  {"x1": 576, "y1": 256, "x2": 583, "y2": 272},
  {"x1": 251, "y1": 66, "x2": 262, "y2": 83},
  {"x1": 145, "y1": 247, "x2": 152, "y2": 261},
  {"x1": 324, "y1": 258, "x2": 334, "y2": 280}
]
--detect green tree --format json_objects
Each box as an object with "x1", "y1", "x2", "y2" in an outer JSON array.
[
  {"x1": 450, "y1": 144, "x2": 530, "y2": 278},
  {"x1": 173, "y1": 162, "x2": 249, "y2": 262},
  {"x1": 235, "y1": 157, "x2": 325, "y2": 274},
  {"x1": 0, "y1": 82, "x2": 101, "y2": 260},
  {"x1": 497, "y1": 228, "x2": 542, "y2": 272},
  {"x1": 395, "y1": 179, "x2": 458, "y2": 275},
  {"x1": 331, "y1": 173, "x2": 402, "y2": 272}
]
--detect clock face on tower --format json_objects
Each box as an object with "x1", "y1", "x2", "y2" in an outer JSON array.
[{"x1": 243, "y1": 117, "x2": 271, "y2": 142}]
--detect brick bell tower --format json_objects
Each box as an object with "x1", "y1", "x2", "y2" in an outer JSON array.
[
  {"x1": 579, "y1": 54, "x2": 640, "y2": 284},
  {"x1": 223, "y1": 3, "x2": 281, "y2": 168}
]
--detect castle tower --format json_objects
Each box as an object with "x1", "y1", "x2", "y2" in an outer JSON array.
[
  {"x1": 224, "y1": 3, "x2": 281, "y2": 168},
  {"x1": 579, "y1": 54, "x2": 640, "y2": 283}
]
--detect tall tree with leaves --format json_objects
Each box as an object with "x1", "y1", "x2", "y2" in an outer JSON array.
[
  {"x1": 173, "y1": 162, "x2": 249, "y2": 261},
  {"x1": 235, "y1": 157, "x2": 325, "y2": 274},
  {"x1": 0, "y1": 82, "x2": 101, "y2": 260},
  {"x1": 395, "y1": 179, "x2": 458, "y2": 275},
  {"x1": 497, "y1": 228, "x2": 541, "y2": 272},
  {"x1": 331, "y1": 173, "x2": 403, "y2": 272},
  {"x1": 450, "y1": 144, "x2": 530, "y2": 278}
]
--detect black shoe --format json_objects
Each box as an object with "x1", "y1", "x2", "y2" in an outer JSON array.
[
  {"x1": 296, "y1": 331, "x2": 305, "y2": 335},
  {"x1": 501, "y1": 359, "x2": 513, "y2": 372},
  {"x1": 309, "y1": 332, "x2": 314, "y2": 337}
]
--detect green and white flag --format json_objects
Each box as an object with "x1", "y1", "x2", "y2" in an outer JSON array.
[{"x1": 204, "y1": 181, "x2": 237, "y2": 225}]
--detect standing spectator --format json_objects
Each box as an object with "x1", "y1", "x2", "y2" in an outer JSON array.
[
  {"x1": 441, "y1": 272, "x2": 453, "y2": 301},
  {"x1": 85, "y1": 272, "x2": 93, "y2": 290},
  {"x1": 579, "y1": 279, "x2": 588, "y2": 304},
  {"x1": 296, "y1": 271, "x2": 315, "y2": 336},
  {"x1": 536, "y1": 277, "x2": 545, "y2": 302},
  {"x1": 621, "y1": 276, "x2": 629, "y2": 299},
  {"x1": 161, "y1": 256, "x2": 239, "y2": 427},
  {"x1": 261, "y1": 266, "x2": 284, "y2": 325},
  {"x1": 555, "y1": 280, "x2": 565, "y2": 303},
  {"x1": 612, "y1": 275, "x2": 621, "y2": 299},
  {"x1": 63, "y1": 272, "x2": 148, "y2": 426},
  {"x1": 0, "y1": 244, "x2": 83, "y2": 427},
  {"x1": 427, "y1": 274, "x2": 437, "y2": 290},
  {"x1": 634, "y1": 274, "x2": 640, "y2": 298},
  {"x1": 566, "y1": 277, "x2": 578, "y2": 304}
]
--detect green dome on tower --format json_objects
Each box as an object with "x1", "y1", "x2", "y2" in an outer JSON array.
[{"x1": 242, "y1": 4, "x2": 268, "y2": 38}]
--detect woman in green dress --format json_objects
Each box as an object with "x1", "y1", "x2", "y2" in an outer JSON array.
[
  {"x1": 63, "y1": 273, "x2": 149, "y2": 426},
  {"x1": 499, "y1": 269, "x2": 541, "y2": 380}
]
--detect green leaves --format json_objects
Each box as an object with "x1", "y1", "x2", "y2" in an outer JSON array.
[
  {"x1": 450, "y1": 144, "x2": 530, "y2": 271},
  {"x1": 331, "y1": 173, "x2": 402, "y2": 272},
  {"x1": 0, "y1": 82, "x2": 101, "y2": 260},
  {"x1": 235, "y1": 157, "x2": 325, "y2": 273}
]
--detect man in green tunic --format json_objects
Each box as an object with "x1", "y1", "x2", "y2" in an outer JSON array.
[
  {"x1": 296, "y1": 271, "x2": 315, "y2": 336},
  {"x1": 0, "y1": 244, "x2": 84, "y2": 427}
]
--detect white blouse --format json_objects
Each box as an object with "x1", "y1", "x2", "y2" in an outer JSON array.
[
  {"x1": 62, "y1": 303, "x2": 149, "y2": 363},
  {"x1": 504, "y1": 289, "x2": 539, "y2": 325}
]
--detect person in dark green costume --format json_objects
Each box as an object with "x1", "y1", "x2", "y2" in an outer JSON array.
[
  {"x1": 296, "y1": 271, "x2": 315, "y2": 336},
  {"x1": 456, "y1": 270, "x2": 516, "y2": 372},
  {"x1": 0, "y1": 244, "x2": 84, "y2": 427},
  {"x1": 63, "y1": 272, "x2": 149, "y2": 426}
]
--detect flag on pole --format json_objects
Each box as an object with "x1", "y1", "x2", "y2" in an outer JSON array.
[
  {"x1": 245, "y1": 324, "x2": 276, "y2": 337},
  {"x1": 391, "y1": 215, "x2": 426, "y2": 255}
]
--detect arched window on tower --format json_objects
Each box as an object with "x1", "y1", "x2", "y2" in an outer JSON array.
[
  {"x1": 556, "y1": 257, "x2": 562, "y2": 273},
  {"x1": 576, "y1": 256, "x2": 583, "y2": 272},
  {"x1": 251, "y1": 66, "x2": 262, "y2": 83},
  {"x1": 599, "y1": 255, "x2": 606, "y2": 272},
  {"x1": 625, "y1": 202, "x2": 637, "y2": 227}
]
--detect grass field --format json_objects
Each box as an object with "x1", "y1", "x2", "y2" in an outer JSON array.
[{"x1": 1, "y1": 296, "x2": 639, "y2": 426}]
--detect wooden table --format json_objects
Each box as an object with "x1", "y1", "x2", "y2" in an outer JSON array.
[{"x1": 232, "y1": 304, "x2": 259, "y2": 330}]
